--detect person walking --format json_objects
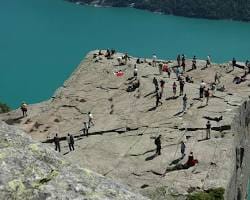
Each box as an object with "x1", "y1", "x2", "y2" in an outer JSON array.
[
  {"x1": 20, "y1": 102, "x2": 28, "y2": 117},
  {"x1": 153, "y1": 77, "x2": 158, "y2": 92},
  {"x1": 160, "y1": 79, "x2": 165, "y2": 98},
  {"x1": 67, "y1": 133, "x2": 75, "y2": 151},
  {"x1": 173, "y1": 82, "x2": 177, "y2": 97},
  {"x1": 180, "y1": 141, "x2": 186, "y2": 158},
  {"x1": 155, "y1": 135, "x2": 162, "y2": 156},
  {"x1": 182, "y1": 94, "x2": 187, "y2": 112},
  {"x1": 232, "y1": 57, "x2": 237, "y2": 70},
  {"x1": 83, "y1": 122, "x2": 89, "y2": 136},
  {"x1": 206, "y1": 121, "x2": 211, "y2": 139},
  {"x1": 156, "y1": 91, "x2": 162, "y2": 107},
  {"x1": 54, "y1": 133, "x2": 61, "y2": 152},
  {"x1": 88, "y1": 112, "x2": 94, "y2": 127}
]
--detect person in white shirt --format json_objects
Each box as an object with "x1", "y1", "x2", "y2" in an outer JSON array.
[
  {"x1": 152, "y1": 54, "x2": 157, "y2": 67},
  {"x1": 199, "y1": 80, "x2": 206, "y2": 98},
  {"x1": 88, "y1": 112, "x2": 94, "y2": 127}
]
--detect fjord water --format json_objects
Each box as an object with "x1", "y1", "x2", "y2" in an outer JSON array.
[{"x1": 1, "y1": 0, "x2": 250, "y2": 108}]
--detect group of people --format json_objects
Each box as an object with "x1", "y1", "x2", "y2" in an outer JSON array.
[{"x1": 53, "y1": 112, "x2": 94, "y2": 152}]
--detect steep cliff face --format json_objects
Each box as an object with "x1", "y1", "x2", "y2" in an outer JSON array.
[
  {"x1": 0, "y1": 121, "x2": 148, "y2": 200},
  {"x1": 67, "y1": 0, "x2": 250, "y2": 21}
]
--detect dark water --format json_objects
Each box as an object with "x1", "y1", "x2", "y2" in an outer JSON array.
[{"x1": 1, "y1": 0, "x2": 250, "y2": 109}]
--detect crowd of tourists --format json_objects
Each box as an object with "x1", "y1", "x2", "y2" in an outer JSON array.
[{"x1": 19, "y1": 49, "x2": 249, "y2": 173}]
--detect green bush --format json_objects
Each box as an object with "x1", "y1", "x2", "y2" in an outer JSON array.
[
  {"x1": 187, "y1": 188, "x2": 225, "y2": 200},
  {"x1": 0, "y1": 102, "x2": 11, "y2": 113}
]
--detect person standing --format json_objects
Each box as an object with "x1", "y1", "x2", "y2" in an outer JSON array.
[
  {"x1": 181, "y1": 54, "x2": 186, "y2": 72},
  {"x1": 133, "y1": 64, "x2": 138, "y2": 79},
  {"x1": 67, "y1": 133, "x2": 75, "y2": 151},
  {"x1": 54, "y1": 133, "x2": 61, "y2": 152},
  {"x1": 177, "y1": 54, "x2": 181, "y2": 67},
  {"x1": 155, "y1": 135, "x2": 162, "y2": 156},
  {"x1": 192, "y1": 56, "x2": 197, "y2": 69},
  {"x1": 183, "y1": 94, "x2": 187, "y2": 112},
  {"x1": 204, "y1": 88, "x2": 210, "y2": 105},
  {"x1": 206, "y1": 55, "x2": 211, "y2": 68},
  {"x1": 199, "y1": 80, "x2": 206, "y2": 98},
  {"x1": 179, "y1": 78, "x2": 185, "y2": 96},
  {"x1": 152, "y1": 54, "x2": 157, "y2": 67},
  {"x1": 180, "y1": 141, "x2": 186, "y2": 158},
  {"x1": 88, "y1": 112, "x2": 94, "y2": 127},
  {"x1": 173, "y1": 82, "x2": 177, "y2": 97},
  {"x1": 20, "y1": 102, "x2": 28, "y2": 117},
  {"x1": 206, "y1": 121, "x2": 211, "y2": 139},
  {"x1": 232, "y1": 57, "x2": 236, "y2": 70}
]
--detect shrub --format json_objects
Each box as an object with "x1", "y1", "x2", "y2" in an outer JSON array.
[
  {"x1": 0, "y1": 102, "x2": 11, "y2": 113},
  {"x1": 187, "y1": 188, "x2": 225, "y2": 200}
]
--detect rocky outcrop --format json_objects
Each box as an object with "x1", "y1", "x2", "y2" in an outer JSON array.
[
  {"x1": 1, "y1": 50, "x2": 250, "y2": 199},
  {"x1": 0, "y1": 121, "x2": 148, "y2": 199},
  {"x1": 67, "y1": 0, "x2": 250, "y2": 22}
]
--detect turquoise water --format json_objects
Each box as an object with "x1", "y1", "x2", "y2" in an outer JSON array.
[{"x1": 1, "y1": 0, "x2": 250, "y2": 109}]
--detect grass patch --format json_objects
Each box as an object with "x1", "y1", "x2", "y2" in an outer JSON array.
[
  {"x1": 187, "y1": 188, "x2": 225, "y2": 200},
  {"x1": 0, "y1": 102, "x2": 11, "y2": 113}
]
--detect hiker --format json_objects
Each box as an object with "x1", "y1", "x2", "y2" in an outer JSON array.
[
  {"x1": 175, "y1": 67, "x2": 180, "y2": 80},
  {"x1": 133, "y1": 64, "x2": 138, "y2": 79},
  {"x1": 136, "y1": 58, "x2": 141, "y2": 64},
  {"x1": 158, "y1": 63, "x2": 163, "y2": 75},
  {"x1": 152, "y1": 54, "x2": 157, "y2": 67},
  {"x1": 181, "y1": 141, "x2": 186, "y2": 158},
  {"x1": 177, "y1": 54, "x2": 181, "y2": 67},
  {"x1": 160, "y1": 79, "x2": 165, "y2": 98},
  {"x1": 199, "y1": 80, "x2": 206, "y2": 98},
  {"x1": 214, "y1": 72, "x2": 220, "y2": 84},
  {"x1": 206, "y1": 121, "x2": 211, "y2": 139},
  {"x1": 181, "y1": 54, "x2": 186, "y2": 71},
  {"x1": 246, "y1": 60, "x2": 250, "y2": 73},
  {"x1": 162, "y1": 152, "x2": 198, "y2": 175},
  {"x1": 162, "y1": 63, "x2": 171, "y2": 78},
  {"x1": 179, "y1": 78, "x2": 185, "y2": 96},
  {"x1": 82, "y1": 122, "x2": 89, "y2": 136},
  {"x1": 172, "y1": 82, "x2": 177, "y2": 97},
  {"x1": 67, "y1": 133, "x2": 75, "y2": 151},
  {"x1": 88, "y1": 112, "x2": 94, "y2": 127},
  {"x1": 155, "y1": 135, "x2": 162, "y2": 155},
  {"x1": 192, "y1": 56, "x2": 197, "y2": 69},
  {"x1": 204, "y1": 88, "x2": 210, "y2": 105},
  {"x1": 156, "y1": 91, "x2": 162, "y2": 107},
  {"x1": 153, "y1": 77, "x2": 158, "y2": 92},
  {"x1": 123, "y1": 53, "x2": 130, "y2": 64},
  {"x1": 206, "y1": 55, "x2": 211, "y2": 68},
  {"x1": 20, "y1": 102, "x2": 28, "y2": 117},
  {"x1": 54, "y1": 133, "x2": 61, "y2": 152},
  {"x1": 232, "y1": 57, "x2": 236, "y2": 70},
  {"x1": 182, "y1": 94, "x2": 187, "y2": 112}
]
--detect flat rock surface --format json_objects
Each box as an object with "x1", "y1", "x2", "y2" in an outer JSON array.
[{"x1": 1, "y1": 51, "x2": 250, "y2": 198}]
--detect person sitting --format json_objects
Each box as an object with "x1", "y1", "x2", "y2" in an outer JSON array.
[
  {"x1": 105, "y1": 49, "x2": 111, "y2": 59},
  {"x1": 162, "y1": 152, "x2": 198, "y2": 176},
  {"x1": 185, "y1": 75, "x2": 193, "y2": 83}
]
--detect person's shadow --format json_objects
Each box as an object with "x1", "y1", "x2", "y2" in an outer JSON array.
[
  {"x1": 169, "y1": 155, "x2": 185, "y2": 166},
  {"x1": 145, "y1": 153, "x2": 157, "y2": 161}
]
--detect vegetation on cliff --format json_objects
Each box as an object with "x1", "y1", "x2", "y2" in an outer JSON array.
[
  {"x1": 0, "y1": 102, "x2": 10, "y2": 113},
  {"x1": 68, "y1": 0, "x2": 250, "y2": 21},
  {"x1": 187, "y1": 188, "x2": 225, "y2": 200}
]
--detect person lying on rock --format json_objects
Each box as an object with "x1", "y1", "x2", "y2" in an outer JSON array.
[{"x1": 162, "y1": 152, "x2": 198, "y2": 176}]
